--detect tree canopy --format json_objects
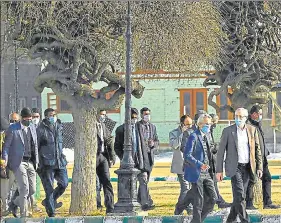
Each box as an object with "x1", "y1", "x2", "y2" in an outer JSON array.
[
  {"x1": 1, "y1": 1, "x2": 224, "y2": 109},
  {"x1": 204, "y1": 1, "x2": 281, "y2": 112}
]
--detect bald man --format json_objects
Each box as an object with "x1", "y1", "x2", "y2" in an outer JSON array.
[
  {"x1": 170, "y1": 115, "x2": 194, "y2": 215},
  {"x1": 9, "y1": 113, "x2": 20, "y2": 124}
]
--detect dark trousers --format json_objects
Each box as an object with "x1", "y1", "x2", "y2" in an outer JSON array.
[
  {"x1": 96, "y1": 175, "x2": 102, "y2": 208},
  {"x1": 189, "y1": 173, "x2": 217, "y2": 223},
  {"x1": 137, "y1": 170, "x2": 153, "y2": 206},
  {"x1": 96, "y1": 153, "x2": 114, "y2": 213},
  {"x1": 40, "y1": 167, "x2": 68, "y2": 216},
  {"x1": 246, "y1": 157, "x2": 272, "y2": 206},
  {"x1": 227, "y1": 163, "x2": 250, "y2": 223},
  {"x1": 214, "y1": 176, "x2": 226, "y2": 204},
  {"x1": 174, "y1": 183, "x2": 194, "y2": 214}
]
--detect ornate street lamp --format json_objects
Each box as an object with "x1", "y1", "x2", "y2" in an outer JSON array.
[
  {"x1": 113, "y1": 2, "x2": 141, "y2": 215},
  {"x1": 14, "y1": 41, "x2": 19, "y2": 112}
]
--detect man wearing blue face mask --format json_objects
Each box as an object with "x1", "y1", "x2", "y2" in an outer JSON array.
[
  {"x1": 246, "y1": 105, "x2": 280, "y2": 210},
  {"x1": 177, "y1": 114, "x2": 217, "y2": 223},
  {"x1": 216, "y1": 108, "x2": 263, "y2": 223},
  {"x1": 36, "y1": 108, "x2": 68, "y2": 217}
]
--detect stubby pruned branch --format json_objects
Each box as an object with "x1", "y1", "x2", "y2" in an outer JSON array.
[{"x1": 205, "y1": 2, "x2": 281, "y2": 111}]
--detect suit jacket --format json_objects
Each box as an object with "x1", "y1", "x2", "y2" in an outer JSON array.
[
  {"x1": 97, "y1": 122, "x2": 116, "y2": 166},
  {"x1": 183, "y1": 129, "x2": 214, "y2": 183},
  {"x1": 114, "y1": 121, "x2": 159, "y2": 172},
  {"x1": 37, "y1": 119, "x2": 67, "y2": 169},
  {"x1": 169, "y1": 126, "x2": 193, "y2": 174},
  {"x1": 216, "y1": 124, "x2": 262, "y2": 179},
  {"x1": 2, "y1": 122, "x2": 39, "y2": 172},
  {"x1": 247, "y1": 118, "x2": 269, "y2": 160}
]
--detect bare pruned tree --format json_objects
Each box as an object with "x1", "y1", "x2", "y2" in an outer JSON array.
[
  {"x1": 204, "y1": 1, "x2": 281, "y2": 113},
  {"x1": 1, "y1": 1, "x2": 224, "y2": 214}
]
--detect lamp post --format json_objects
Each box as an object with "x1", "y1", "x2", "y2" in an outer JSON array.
[
  {"x1": 14, "y1": 41, "x2": 19, "y2": 112},
  {"x1": 113, "y1": 2, "x2": 141, "y2": 215}
]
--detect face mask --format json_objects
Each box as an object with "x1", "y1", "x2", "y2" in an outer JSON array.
[
  {"x1": 99, "y1": 115, "x2": 106, "y2": 122},
  {"x1": 10, "y1": 120, "x2": 18, "y2": 124},
  {"x1": 21, "y1": 119, "x2": 32, "y2": 127},
  {"x1": 258, "y1": 115, "x2": 262, "y2": 122},
  {"x1": 32, "y1": 118, "x2": 40, "y2": 125},
  {"x1": 131, "y1": 118, "x2": 138, "y2": 125},
  {"x1": 235, "y1": 118, "x2": 246, "y2": 127},
  {"x1": 48, "y1": 116, "x2": 57, "y2": 124},
  {"x1": 201, "y1": 125, "x2": 210, "y2": 134},
  {"x1": 143, "y1": 115, "x2": 150, "y2": 122}
]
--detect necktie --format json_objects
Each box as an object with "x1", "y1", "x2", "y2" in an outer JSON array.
[{"x1": 132, "y1": 125, "x2": 137, "y2": 152}]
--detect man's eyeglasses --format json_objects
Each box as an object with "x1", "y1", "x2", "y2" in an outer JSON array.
[
  {"x1": 32, "y1": 116, "x2": 40, "y2": 118},
  {"x1": 10, "y1": 120, "x2": 18, "y2": 123}
]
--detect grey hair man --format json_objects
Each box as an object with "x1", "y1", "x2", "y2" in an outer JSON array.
[
  {"x1": 176, "y1": 113, "x2": 218, "y2": 223},
  {"x1": 169, "y1": 115, "x2": 194, "y2": 215},
  {"x1": 216, "y1": 107, "x2": 263, "y2": 223}
]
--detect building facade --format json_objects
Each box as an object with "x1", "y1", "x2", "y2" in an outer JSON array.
[
  {"x1": 1, "y1": 58, "x2": 42, "y2": 119},
  {"x1": 41, "y1": 71, "x2": 281, "y2": 146}
]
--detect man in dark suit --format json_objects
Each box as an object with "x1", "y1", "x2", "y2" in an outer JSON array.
[
  {"x1": 114, "y1": 107, "x2": 159, "y2": 211},
  {"x1": 209, "y1": 114, "x2": 231, "y2": 209},
  {"x1": 176, "y1": 114, "x2": 217, "y2": 223},
  {"x1": 1, "y1": 108, "x2": 39, "y2": 218},
  {"x1": 96, "y1": 115, "x2": 115, "y2": 214},
  {"x1": 37, "y1": 108, "x2": 68, "y2": 217},
  {"x1": 216, "y1": 108, "x2": 263, "y2": 223},
  {"x1": 246, "y1": 105, "x2": 280, "y2": 209}
]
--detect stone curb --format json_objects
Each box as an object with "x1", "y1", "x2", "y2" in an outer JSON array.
[{"x1": 2, "y1": 215, "x2": 281, "y2": 223}]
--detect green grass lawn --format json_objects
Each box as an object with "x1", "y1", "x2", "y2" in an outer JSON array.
[{"x1": 27, "y1": 161, "x2": 281, "y2": 217}]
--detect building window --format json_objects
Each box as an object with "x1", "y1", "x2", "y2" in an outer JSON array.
[
  {"x1": 59, "y1": 99, "x2": 71, "y2": 112},
  {"x1": 47, "y1": 93, "x2": 71, "y2": 113},
  {"x1": 31, "y1": 97, "x2": 38, "y2": 109},
  {"x1": 216, "y1": 91, "x2": 234, "y2": 120},
  {"x1": 19, "y1": 97, "x2": 26, "y2": 110},
  {"x1": 179, "y1": 89, "x2": 207, "y2": 118},
  {"x1": 47, "y1": 93, "x2": 58, "y2": 110}
]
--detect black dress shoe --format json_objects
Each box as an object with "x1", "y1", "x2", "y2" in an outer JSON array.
[
  {"x1": 263, "y1": 204, "x2": 281, "y2": 209},
  {"x1": 174, "y1": 208, "x2": 183, "y2": 215},
  {"x1": 246, "y1": 205, "x2": 258, "y2": 210},
  {"x1": 141, "y1": 204, "x2": 155, "y2": 211},
  {"x1": 42, "y1": 200, "x2": 63, "y2": 209},
  {"x1": 105, "y1": 209, "x2": 114, "y2": 214},
  {"x1": 218, "y1": 202, "x2": 232, "y2": 209},
  {"x1": 8, "y1": 202, "x2": 19, "y2": 218}
]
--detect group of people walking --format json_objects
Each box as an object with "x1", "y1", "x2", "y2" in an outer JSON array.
[
  {"x1": 1, "y1": 108, "x2": 68, "y2": 218},
  {"x1": 169, "y1": 105, "x2": 279, "y2": 223},
  {"x1": 0, "y1": 104, "x2": 280, "y2": 222}
]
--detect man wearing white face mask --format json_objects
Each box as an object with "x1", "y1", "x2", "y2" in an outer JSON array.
[
  {"x1": 216, "y1": 108, "x2": 263, "y2": 223},
  {"x1": 246, "y1": 105, "x2": 280, "y2": 210},
  {"x1": 31, "y1": 108, "x2": 41, "y2": 128},
  {"x1": 115, "y1": 107, "x2": 159, "y2": 211},
  {"x1": 137, "y1": 107, "x2": 159, "y2": 210}
]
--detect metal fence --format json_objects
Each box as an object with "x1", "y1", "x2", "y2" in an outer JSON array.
[{"x1": 62, "y1": 122, "x2": 75, "y2": 149}]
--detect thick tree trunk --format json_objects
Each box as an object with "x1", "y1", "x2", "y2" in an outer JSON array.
[{"x1": 69, "y1": 108, "x2": 98, "y2": 215}]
